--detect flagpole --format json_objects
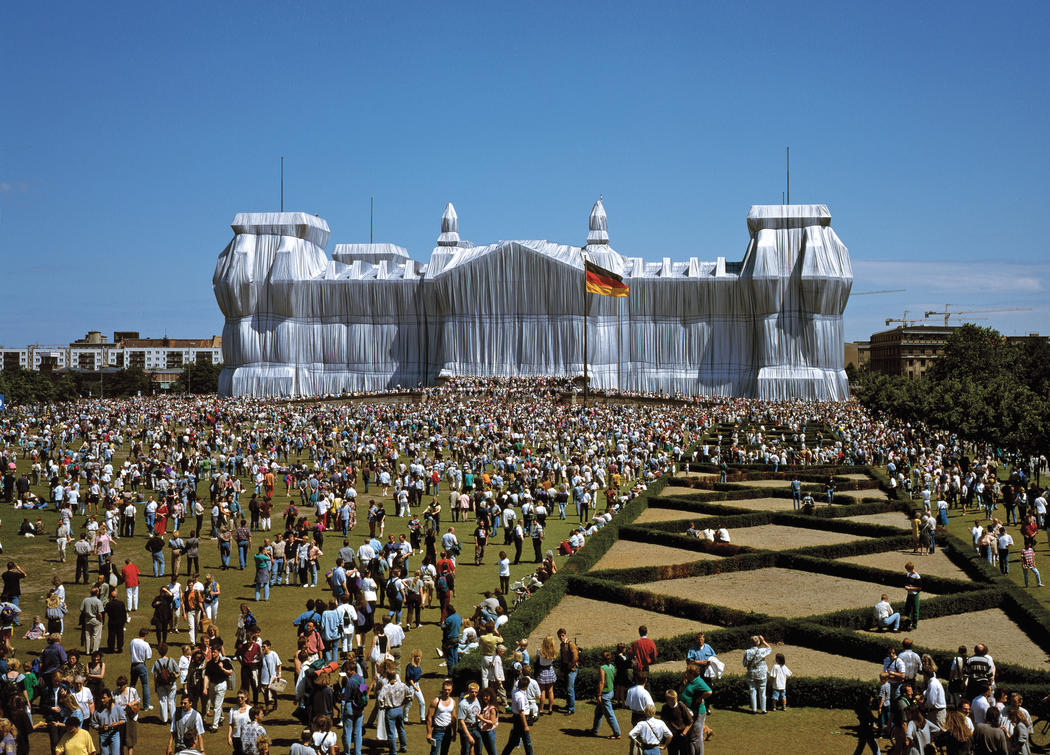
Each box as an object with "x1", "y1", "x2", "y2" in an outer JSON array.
[{"x1": 582, "y1": 251, "x2": 589, "y2": 404}]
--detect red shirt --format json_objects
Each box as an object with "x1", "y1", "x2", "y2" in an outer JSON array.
[
  {"x1": 122, "y1": 564, "x2": 140, "y2": 588},
  {"x1": 437, "y1": 558, "x2": 456, "y2": 576},
  {"x1": 631, "y1": 636, "x2": 658, "y2": 671}
]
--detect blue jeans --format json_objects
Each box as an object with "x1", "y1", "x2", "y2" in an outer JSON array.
[
  {"x1": 388, "y1": 599, "x2": 403, "y2": 625},
  {"x1": 99, "y1": 733, "x2": 121, "y2": 755},
  {"x1": 271, "y1": 558, "x2": 285, "y2": 584},
  {"x1": 748, "y1": 677, "x2": 767, "y2": 712},
  {"x1": 880, "y1": 613, "x2": 901, "y2": 631},
  {"x1": 431, "y1": 726, "x2": 454, "y2": 755},
  {"x1": 310, "y1": 562, "x2": 318, "y2": 586},
  {"x1": 341, "y1": 706, "x2": 363, "y2": 755},
  {"x1": 499, "y1": 719, "x2": 532, "y2": 755},
  {"x1": 461, "y1": 723, "x2": 481, "y2": 755},
  {"x1": 479, "y1": 729, "x2": 498, "y2": 755},
  {"x1": 145, "y1": 513, "x2": 155, "y2": 533},
  {"x1": 385, "y1": 706, "x2": 406, "y2": 754},
  {"x1": 153, "y1": 552, "x2": 165, "y2": 577},
  {"x1": 220, "y1": 542, "x2": 231, "y2": 567},
  {"x1": 324, "y1": 638, "x2": 339, "y2": 663},
  {"x1": 238, "y1": 542, "x2": 249, "y2": 569},
  {"x1": 1024, "y1": 567, "x2": 1043, "y2": 587},
  {"x1": 591, "y1": 691, "x2": 620, "y2": 736},
  {"x1": 792, "y1": 491, "x2": 801, "y2": 510},
  {"x1": 444, "y1": 643, "x2": 459, "y2": 670},
  {"x1": 131, "y1": 661, "x2": 152, "y2": 708},
  {"x1": 564, "y1": 669, "x2": 577, "y2": 712},
  {"x1": 255, "y1": 581, "x2": 270, "y2": 601}
]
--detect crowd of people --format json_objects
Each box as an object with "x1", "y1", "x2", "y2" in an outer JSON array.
[{"x1": 0, "y1": 377, "x2": 1045, "y2": 754}]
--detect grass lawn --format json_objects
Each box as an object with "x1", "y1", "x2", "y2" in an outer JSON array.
[{"x1": 1, "y1": 435, "x2": 690, "y2": 754}]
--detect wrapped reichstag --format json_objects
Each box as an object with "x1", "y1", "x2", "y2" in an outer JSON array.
[{"x1": 213, "y1": 201, "x2": 852, "y2": 399}]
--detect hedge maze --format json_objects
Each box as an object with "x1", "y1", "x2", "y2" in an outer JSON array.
[{"x1": 453, "y1": 422, "x2": 1050, "y2": 713}]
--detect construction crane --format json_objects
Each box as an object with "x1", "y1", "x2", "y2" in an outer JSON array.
[
  {"x1": 923, "y1": 306, "x2": 1032, "y2": 326},
  {"x1": 851, "y1": 289, "x2": 906, "y2": 296},
  {"x1": 885, "y1": 311, "x2": 928, "y2": 327}
]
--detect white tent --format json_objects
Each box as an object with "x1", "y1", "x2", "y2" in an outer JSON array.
[{"x1": 214, "y1": 201, "x2": 852, "y2": 399}]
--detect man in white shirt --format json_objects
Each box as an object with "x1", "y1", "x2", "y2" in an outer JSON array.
[
  {"x1": 503, "y1": 677, "x2": 534, "y2": 755},
  {"x1": 897, "y1": 639, "x2": 922, "y2": 687},
  {"x1": 997, "y1": 527, "x2": 1014, "y2": 575},
  {"x1": 872, "y1": 594, "x2": 901, "y2": 632},
  {"x1": 625, "y1": 670, "x2": 655, "y2": 737},
  {"x1": 628, "y1": 704, "x2": 672, "y2": 752},
  {"x1": 922, "y1": 661, "x2": 947, "y2": 726},
  {"x1": 129, "y1": 627, "x2": 155, "y2": 711},
  {"x1": 357, "y1": 538, "x2": 375, "y2": 569},
  {"x1": 970, "y1": 685, "x2": 992, "y2": 725},
  {"x1": 382, "y1": 615, "x2": 406, "y2": 674}
]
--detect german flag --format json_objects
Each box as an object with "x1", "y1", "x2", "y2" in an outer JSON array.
[{"x1": 585, "y1": 260, "x2": 629, "y2": 297}]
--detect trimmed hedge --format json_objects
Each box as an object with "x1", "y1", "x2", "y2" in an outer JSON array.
[
  {"x1": 783, "y1": 534, "x2": 915, "y2": 560},
  {"x1": 585, "y1": 550, "x2": 775, "y2": 585},
  {"x1": 776, "y1": 552, "x2": 980, "y2": 595}
]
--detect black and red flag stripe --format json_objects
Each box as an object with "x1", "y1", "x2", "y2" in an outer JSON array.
[{"x1": 584, "y1": 260, "x2": 629, "y2": 297}]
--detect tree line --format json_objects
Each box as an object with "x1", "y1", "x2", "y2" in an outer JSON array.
[
  {"x1": 850, "y1": 324, "x2": 1050, "y2": 455},
  {"x1": 0, "y1": 360, "x2": 222, "y2": 406}
]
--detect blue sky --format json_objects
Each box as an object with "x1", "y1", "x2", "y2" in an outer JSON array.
[{"x1": 2, "y1": 1, "x2": 1048, "y2": 346}]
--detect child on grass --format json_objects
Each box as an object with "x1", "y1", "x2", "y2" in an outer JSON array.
[{"x1": 769, "y1": 652, "x2": 792, "y2": 710}]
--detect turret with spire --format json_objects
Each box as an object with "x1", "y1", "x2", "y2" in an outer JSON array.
[
  {"x1": 437, "y1": 202, "x2": 460, "y2": 247},
  {"x1": 586, "y1": 196, "x2": 609, "y2": 247}
]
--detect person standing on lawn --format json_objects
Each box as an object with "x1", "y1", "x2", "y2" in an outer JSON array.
[
  {"x1": 1021, "y1": 544, "x2": 1044, "y2": 587},
  {"x1": 589, "y1": 649, "x2": 621, "y2": 740}
]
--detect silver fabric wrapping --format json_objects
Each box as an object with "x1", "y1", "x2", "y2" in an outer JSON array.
[{"x1": 214, "y1": 205, "x2": 852, "y2": 399}]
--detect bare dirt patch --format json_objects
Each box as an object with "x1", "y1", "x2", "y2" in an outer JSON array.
[
  {"x1": 842, "y1": 512, "x2": 910, "y2": 529},
  {"x1": 636, "y1": 507, "x2": 700, "y2": 523},
  {"x1": 833, "y1": 489, "x2": 888, "y2": 500},
  {"x1": 708, "y1": 496, "x2": 797, "y2": 512},
  {"x1": 592, "y1": 539, "x2": 721, "y2": 571},
  {"x1": 651, "y1": 644, "x2": 880, "y2": 681},
  {"x1": 839, "y1": 549, "x2": 969, "y2": 580},
  {"x1": 728, "y1": 524, "x2": 868, "y2": 550},
  {"x1": 725, "y1": 479, "x2": 793, "y2": 489},
  {"x1": 900, "y1": 608, "x2": 1049, "y2": 668},
  {"x1": 841, "y1": 473, "x2": 874, "y2": 481},
  {"x1": 635, "y1": 567, "x2": 934, "y2": 618},
  {"x1": 676, "y1": 471, "x2": 719, "y2": 478},
  {"x1": 659, "y1": 485, "x2": 705, "y2": 498},
  {"x1": 529, "y1": 595, "x2": 705, "y2": 649}
]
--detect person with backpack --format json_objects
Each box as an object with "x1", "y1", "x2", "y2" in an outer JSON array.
[
  {"x1": 340, "y1": 654, "x2": 368, "y2": 755},
  {"x1": 152, "y1": 642, "x2": 178, "y2": 723},
  {"x1": 386, "y1": 569, "x2": 406, "y2": 627},
  {"x1": 237, "y1": 627, "x2": 264, "y2": 706},
  {"x1": 168, "y1": 532, "x2": 186, "y2": 581}
]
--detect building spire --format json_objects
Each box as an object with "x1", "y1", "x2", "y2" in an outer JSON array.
[
  {"x1": 586, "y1": 197, "x2": 609, "y2": 246},
  {"x1": 437, "y1": 202, "x2": 460, "y2": 247}
]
